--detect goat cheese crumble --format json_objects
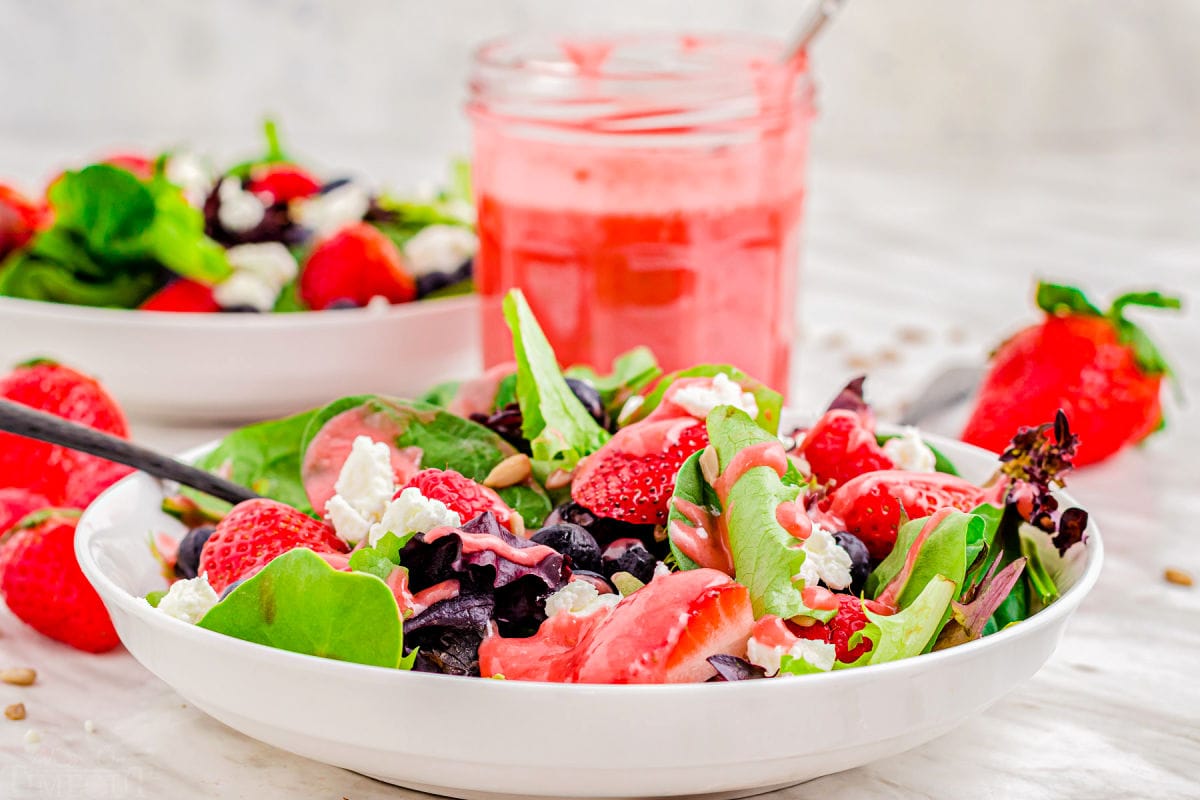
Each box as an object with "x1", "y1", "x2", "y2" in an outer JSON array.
[
  {"x1": 216, "y1": 177, "x2": 265, "y2": 232},
  {"x1": 882, "y1": 426, "x2": 937, "y2": 473},
  {"x1": 293, "y1": 182, "x2": 370, "y2": 237},
  {"x1": 746, "y1": 635, "x2": 837, "y2": 676},
  {"x1": 794, "y1": 524, "x2": 854, "y2": 591},
  {"x1": 325, "y1": 436, "x2": 397, "y2": 545},
  {"x1": 156, "y1": 574, "x2": 220, "y2": 624},
  {"x1": 368, "y1": 487, "x2": 462, "y2": 547},
  {"x1": 672, "y1": 373, "x2": 759, "y2": 420},
  {"x1": 544, "y1": 580, "x2": 620, "y2": 618},
  {"x1": 403, "y1": 224, "x2": 478, "y2": 276}
]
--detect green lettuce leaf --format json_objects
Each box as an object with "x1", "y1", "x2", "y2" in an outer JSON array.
[
  {"x1": 348, "y1": 533, "x2": 407, "y2": 581},
  {"x1": 627, "y1": 364, "x2": 783, "y2": 435},
  {"x1": 1018, "y1": 522, "x2": 1088, "y2": 612},
  {"x1": 502, "y1": 290, "x2": 610, "y2": 479},
  {"x1": 860, "y1": 575, "x2": 957, "y2": 665},
  {"x1": 666, "y1": 450, "x2": 714, "y2": 573},
  {"x1": 866, "y1": 510, "x2": 976, "y2": 608},
  {"x1": 199, "y1": 548, "x2": 410, "y2": 669},
  {"x1": 704, "y1": 406, "x2": 834, "y2": 621}
]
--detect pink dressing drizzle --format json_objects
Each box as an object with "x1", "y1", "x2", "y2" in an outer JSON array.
[
  {"x1": 423, "y1": 526, "x2": 559, "y2": 568},
  {"x1": 775, "y1": 500, "x2": 812, "y2": 541},
  {"x1": 874, "y1": 507, "x2": 956, "y2": 611},
  {"x1": 668, "y1": 496, "x2": 733, "y2": 576},
  {"x1": 411, "y1": 579, "x2": 461, "y2": 613},
  {"x1": 712, "y1": 441, "x2": 788, "y2": 503}
]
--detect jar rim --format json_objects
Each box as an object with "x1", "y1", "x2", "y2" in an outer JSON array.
[{"x1": 469, "y1": 31, "x2": 813, "y2": 137}]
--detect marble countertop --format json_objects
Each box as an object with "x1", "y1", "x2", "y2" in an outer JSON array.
[{"x1": 2, "y1": 144, "x2": 1198, "y2": 799}]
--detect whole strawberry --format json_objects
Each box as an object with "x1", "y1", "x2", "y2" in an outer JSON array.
[
  {"x1": 963, "y1": 282, "x2": 1181, "y2": 466},
  {"x1": 199, "y1": 499, "x2": 346, "y2": 593},
  {"x1": 299, "y1": 222, "x2": 416, "y2": 310},
  {"x1": 0, "y1": 361, "x2": 134, "y2": 507},
  {"x1": 402, "y1": 469, "x2": 516, "y2": 532},
  {"x1": 0, "y1": 488, "x2": 50, "y2": 538},
  {"x1": 0, "y1": 510, "x2": 120, "y2": 653}
]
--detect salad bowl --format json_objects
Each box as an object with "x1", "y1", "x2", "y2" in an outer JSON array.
[
  {"x1": 0, "y1": 295, "x2": 479, "y2": 423},
  {"x1": 75, "y1": 426, "x2": 1102, "y2": 800}
]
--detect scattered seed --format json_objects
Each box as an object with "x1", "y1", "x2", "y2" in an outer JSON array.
[
  {"x1": 0, "y1": 668, "x2": 36, "y2": 686},
  {"x1": 1165, "y1": 568, "x2": 1193, "y2": 587},
  {"x1": 23, "y1": 728, "x2": 40, "y2": 744},
  {"x1": 83, "y1": 719, "x2": 96, "y2": 734},
  {"x1": 876, "y1": 347, "x2": 902, "y2": 365},
  {"x1": 509, "y1": 512, "x2": 526, "y2": 539},
  {"x1": 947, "y1": 326, "x2": 968, "y2": 344},
  {"x1": 845, "y1": 353, "x2": 874, "y2": 370},
  {"x1": 896, "y1": 326, "x2": 930, "y2": 345},
  {"x1": 820, "y1": 331, "x2": 848, "y2": 350},
  {"x1": 482, "y1": 454, "x2": 532, "y2": 489},
  {"x1": 544, "y1": 469, "x2": 573, "y2": 490},
  {"x1": 5, "y1": 703, "x2": 25, "y2": 721},
  {"x1": 699, "y1": 446, "x2": 720, "y2": 486}
]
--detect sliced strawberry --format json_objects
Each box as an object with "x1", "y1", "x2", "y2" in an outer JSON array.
[
  {"x1": 572, "y1": 569, "x2": 753, "y2": 683},
  {"x1": 798, "y1": 409, "x2": 893, "y2": 488},
  {"x1": 0, "y1": 361, "x2": 131, "y2": 507},
  {"x1": 247, "y1": 163, "x2": 321, "y2": 205},
  {"x1": 299, "y1": 222, "x2": 416, "y2": 310},
  {"x1": 198, "y1": 499, "x2": 346, "y2": 593},
  {"x1": 0, "y1": 510, "x2": 120, "y2": 653},
  {"x1": 402, "y1": 469, "x2": 516, "y2": 532},
  {"x1": 572, "y1": 417, "x2": 709, "y2": 525},
  {"x1": 139, "y1": 279, "x2": 221, "y2": 312},
  {"x1": 829, "y1": 470, "x2": 988, "y2": 560},
  {"x1": 479, "y1": 568, "x2": 753, "y2": 684}
]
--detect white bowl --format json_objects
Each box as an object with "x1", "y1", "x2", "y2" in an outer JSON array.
[
  {"x1": 75, "y1": 431, "x2": 1102, "y2": 800},
  {"x1": 0, "y1": 295, "x2": 480, "y2": 423}
]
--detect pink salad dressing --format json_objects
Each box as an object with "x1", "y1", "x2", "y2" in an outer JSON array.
[
  {"x1": 874, "y1": 507, "x2": 957, "y2": 611},
  {"x1": 470, "y1": 34, "x2": 813, "y2": 388},
  {"x1": 422, "y1": 526, "x2": 558, "y2": 568}
]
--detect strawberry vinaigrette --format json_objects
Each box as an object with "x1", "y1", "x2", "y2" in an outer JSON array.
[{"x1": 469, "y1": 34, "x2": 814, "y2": 390}]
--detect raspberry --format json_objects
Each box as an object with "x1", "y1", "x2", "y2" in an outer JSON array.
[{"x1": 402, "y1": 469, "x2": 515, "y2": 531}]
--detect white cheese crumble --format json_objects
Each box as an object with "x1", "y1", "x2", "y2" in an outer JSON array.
[
  {"x1": 325, "y1": 436, "x2": 397, "y2": 545},
  {"x1": 368, "y1": 487, "x2": 462, "y2": 547},
  {"x1": 83, "y1": 719, "x2": 97, "y2": 734},
  {"x1": 544, "y1": 580, "x2": 620, "y2": 618},
  {"x1": 882, "y1": 426, "x2": 937, "y2": 473},
  {"x1": 165, "y1": 151, "x2": 214, "y2": 208},
  {"x1": 225, "y1": 242, "x2": 298, "y2": 286},
  {"x1": 292, "y1": 182, "x2": 370, "y2": 237},
  {"x1": 216, "y1": 177, "x2": 266, "y2": 232},
  {"x1": 746, "y1": 635, "x2": 837, "y2": 676},
  {"x1": 403, "y1": 224, "x2": 478, "y2": 276},
  {"x1": 156, "y1": 574, "x2": 220, "y2": 624},
  {"x1": 212, "y1": 271, "x2": 279, "y2": 311},
  {"x1": 672, "y1": 373, "x2": 759, "y2": 420},
  {"x1": 794, "y1": 524, "x2": 854, "y2": 591}
]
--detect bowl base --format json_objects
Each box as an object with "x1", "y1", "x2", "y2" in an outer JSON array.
[{"x1": 359, "y1": 774, "x2": 806, "y2": 800}]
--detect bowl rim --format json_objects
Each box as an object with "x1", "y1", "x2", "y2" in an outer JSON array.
[
  {"x1": 0, "y1": 293, "x2": 477, "y2": 330},
  {"x1": 76, "y1": 429, "x2": 1104, "y2": 696}
]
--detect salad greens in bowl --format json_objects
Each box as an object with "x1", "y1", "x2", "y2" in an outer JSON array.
[
  {"x1": 76, "y1": 290, "x2": 1100, "y2": 798},
  {"x1": 0, "y1": 122, "x2": 481, "y2": 422}
]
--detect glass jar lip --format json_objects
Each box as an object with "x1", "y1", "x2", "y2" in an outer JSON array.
[{"x1": 469, "y1": 31, "x2": 813, "y2": 137}]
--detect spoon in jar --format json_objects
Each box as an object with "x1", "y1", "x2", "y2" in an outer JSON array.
[
  {"x1": 0, "y1": 399, "x2": 259, "y2": 505},
  {"x1": 783, "y1": 0, "x2": 850, "y2": 63}
]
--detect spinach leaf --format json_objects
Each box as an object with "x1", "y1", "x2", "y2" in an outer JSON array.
[{"x1": 199, "y1": 549, "x2": 410, "y2": 669}]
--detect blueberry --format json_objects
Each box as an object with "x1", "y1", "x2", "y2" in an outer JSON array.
[
  {"x1": 219, "y1": 579, "x2": 245, "y2": 600},
  {"x1": 544, "y1": 502, "x2": 654, "y2": 547},
  {"x1": 326, "y1": 297, "x2": 360, "y2": 310},
  {"x1": 174, "y1": 525, "x2": 215, "y2": 580},
  {"x1": 453, "y1": 257, "x2": 474, "y2": 282},
  {"x1": 569, "y1": 570, "x2": 616, "y2": 595},
  {"x1": 833, "y1": 531, "x2": 871, "y2": 595},
  {"x1": 416, "y1": 271, "x2": 455, "y2": 299},
  {"x1": 531, "y1": 523, "x2": 602, "y2": 572},
  {"x1": 565, "y1": 378, "x2": 607, "y2": 428},
  {"x1": 601, "y1": 538, "x2": 657, "y2": 584}
]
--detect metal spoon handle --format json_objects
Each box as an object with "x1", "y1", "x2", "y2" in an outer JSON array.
[
  {"x1": 784, "y1": 0, "x2": 850, "y2": 62},
  {"x1": 0, "y1": 399, "x2": 259, "y2": 506}
]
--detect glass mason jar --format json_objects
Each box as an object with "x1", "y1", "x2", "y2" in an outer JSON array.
[{"x1": 468, "y1": 33, "x2": 814, "y2": 392}]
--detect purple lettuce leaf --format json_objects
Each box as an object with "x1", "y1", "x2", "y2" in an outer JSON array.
[
  {"x1": 998, "y1": 410, "x2": 1088, "y2": 553},
  {"x1": 707, "y1": 654, "x2": 768, "y2": 681},
  {"x1": 933, "y1": 553, "x2": 1027, "y2": 651},
  {"x1": 825, "y1": 375, "x2": 869, "y2": 415}
]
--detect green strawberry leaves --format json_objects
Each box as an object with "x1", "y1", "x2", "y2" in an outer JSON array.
[
  {"x1": 199, "y1": 548, "x2": 411, "y2": 669},
  {"x1": 1034, "y1": 280, "x2": 1182, "y2": 377}
]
